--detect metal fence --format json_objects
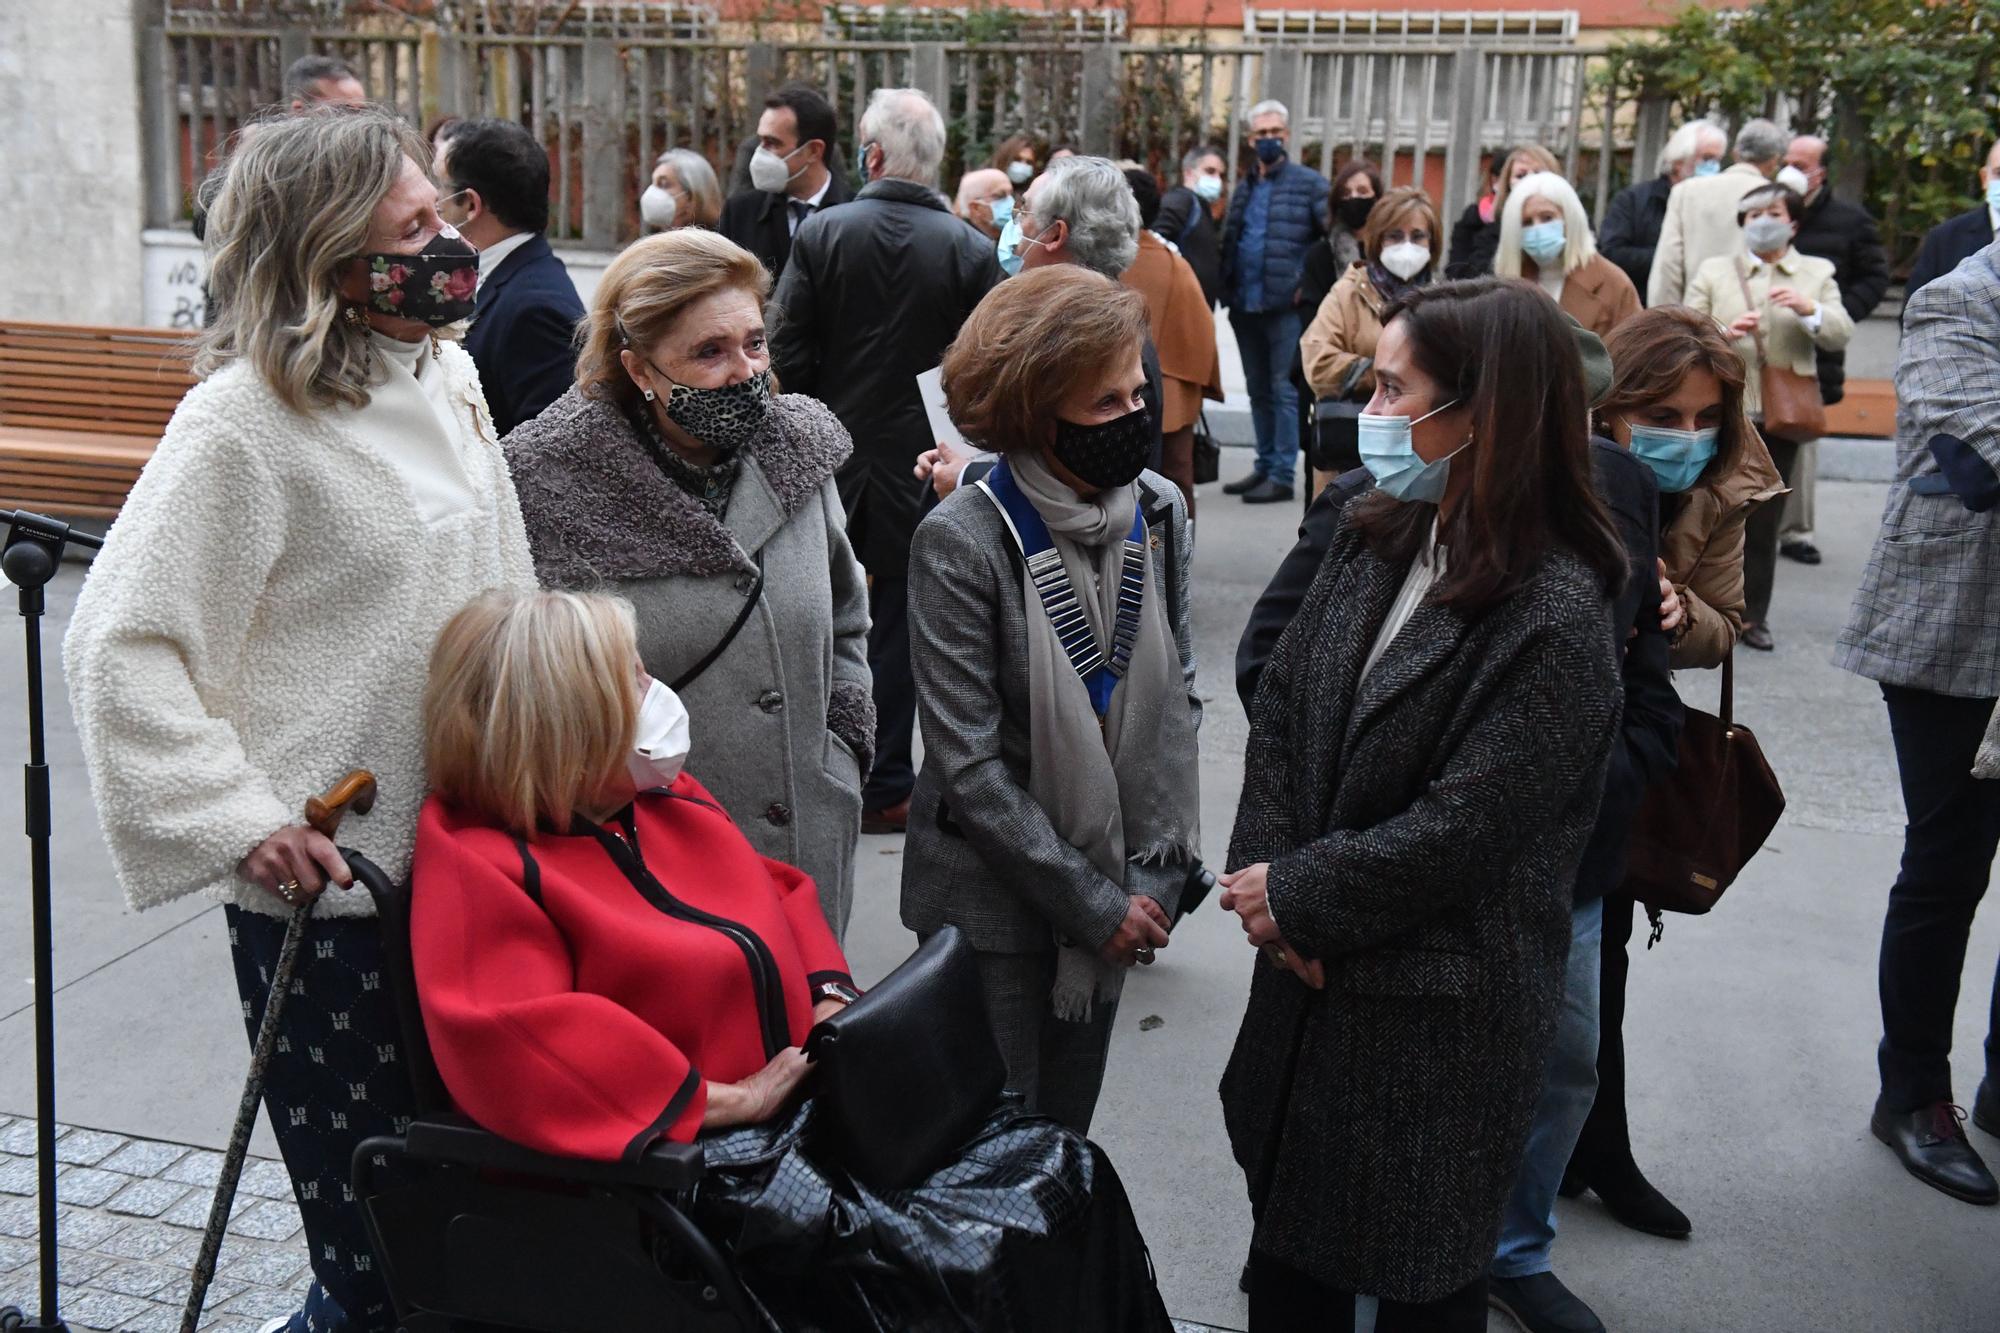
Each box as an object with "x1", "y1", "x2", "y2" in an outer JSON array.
[{"x1": 141, "y1": 1, "x2": 1667, "y2": 250}]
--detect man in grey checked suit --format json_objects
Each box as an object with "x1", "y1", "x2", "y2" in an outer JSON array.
[{"x1": 1837, "y1": 235, "x2": 2000, "y2": 1206}]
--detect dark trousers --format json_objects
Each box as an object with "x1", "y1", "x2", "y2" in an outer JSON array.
[
  {"x1": 863, "y1": 573, "x2": 916, "y2": 809},
  {"x1": 1569, "y1": 895, "x2": 1639, "y2": 1178},
  {"x1": 1877, "y1": 683, "x2": 2000, "y2": 1111},
  {"x1": 1741, "y1": 431, "x2": 1802, "y2": 626},
  {"x1": 970, "y1": 948, "x2": 1118, "y2": 1135},
  {"x1": 227, "y1": 905, "x2": 417, "y2": 1333},
  {"x1": 1247, "y1": 1252, "x2": 1488, "y2": 1332}
]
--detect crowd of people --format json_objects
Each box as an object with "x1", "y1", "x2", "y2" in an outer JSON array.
[{"x1": 53, "y1": 50, "x2": 2000, "y2": 1333}]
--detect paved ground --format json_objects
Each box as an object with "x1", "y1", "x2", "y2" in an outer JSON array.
[{"x1": 5, "y1": 475, "x2": 1999, "y2": 1331}]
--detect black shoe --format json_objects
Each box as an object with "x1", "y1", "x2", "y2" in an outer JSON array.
[
  {"x1": 1222, "y1": 471, "x2": 1267, "y2": 495},
  {"x1": 1574, "y1": 1162, "x2": 1692, "y2": 1238},
  {"x1": 1557, "y1": 1167, "x2": 1587, "y2": 1199},
  {"x1": 1780, "y1": 539, "x2": 1823, "y2": 565},
  {"x1": 1488, "y1": 1272, "x2": 1606, "y2": 1333},
  {"x1": 1241, "y1": 478, "x2": 1296, "y2": 504},
  {"x1": 1975, "y1": 1079, "x2": 1999, "y2": 1138},
  {"x1": 1741, "y1": 623, "x2": 1775, "y2": 652},
  {"x1": 1872, "y1": 1099, "x2": 2000, "y2": 1204}
]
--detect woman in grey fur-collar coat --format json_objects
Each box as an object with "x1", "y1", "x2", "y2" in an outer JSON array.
[
  {"x1": 1219, "y1": 280, "x2": 1625, "y2": 1323},
  {"x1": 503, "y1": 232, "x2": 872, "y2": 935}
]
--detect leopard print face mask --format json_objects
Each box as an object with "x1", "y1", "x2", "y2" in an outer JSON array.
[{"x1": 652, "y1": 366, "x2": 773, "y2": 454}]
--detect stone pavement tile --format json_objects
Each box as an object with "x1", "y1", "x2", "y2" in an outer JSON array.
[
  {"x1": 60, "y1": 1206, "x2": 130, "y2": 1249},
  {"x1": 0, "y1": 1195, "x2": 42, "y2": 1236},
  {"x1": 92, "y1": 1258, "x2": 180, "y2": 1298},
  {"x1": 157, "y1": 1276, "x2": 244, "y2": 1310},
  {"x1": 0, "y1": 1120, "x2": 55, "y2": 1155},
  {"x1": 107, "y1": 1179, "x2": 191, "y2": 1219},
  {"x1": 0, "y1": 1153, "x2": 39, "y2": 1195},
  {"x1": 0, "y1": 1234, "x2": 36, "y2": 1271},
  {"x1": 235, "y1": 1160, "x2": 293, "y2": 1201},
  {"x1": 57, "y1": 1285, "x2": 153, "y2": 1330},
  {"x1": 221, "y1": 1282, "x2": 299, "y2": 1320},
  {"x1": 116, "y1": 1302, "x2": 192, "y2": 1333},
  {"x1": 53, "y1": 1127, "x2": 128, "y2": 1167},
  {"x1": 99, "y1": 1140, "x2": 190, "y2": 1179},
  {"x1": 160, "y1": 1189, "x2": 247, "y2": 1232},
  {"x1": 99, "y1": 1220, "x2": 185, "y2": 1261},
  {"x1": 161, "y1": 1150, "x2": 225, "y2": 1189},
  {"x1": 57, "y1": 1165, "x2": 134, "y2": 1208},
  {"x1": 54, "y1": 1247, "x2": 116, "y2": 1283},
  {"x1": 225, "y1": 1200, "x2": 300, "y2": 1243},
  {"x1": 217, "y1": 1245, "x2": 303, "y2": 1288},
  {"x1": 198, "y1": 1318, "x2": 268, "y2": 1333}
]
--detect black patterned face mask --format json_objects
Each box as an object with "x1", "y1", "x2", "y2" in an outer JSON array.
[
  {"x1": 1050, "y1": 404, "x2": 1153, "y2": 490},
  {"x1": 645, "y1": 364, "x2": 773, "y2": 454}
]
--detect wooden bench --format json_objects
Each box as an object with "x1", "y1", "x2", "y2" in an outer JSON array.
[{"x1": 0, "y1": 321, "x2": 196, "y2": 519}]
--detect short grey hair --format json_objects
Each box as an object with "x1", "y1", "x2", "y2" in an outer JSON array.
[
  {"x1": 199, "y1": 107, "x2": 431, "y2": 415},
  {"x1": 1660, "y1": 119, "x2": 1726, "y2": 173},
  {"x1": 1032, "y1": 155, "x2": 1140, "y2": 279},
  {"x1": 859, "y1": 88, "x2": 946, "y2": 187},
  {"x1": 1181, "y1": 143, "x2": 1225, "y2": 174},
  {"x1": 1734, "y1": 118, "x2": 1787, "y2": 166},
  {"x1": 284, "y1": 54, "x2": 360, "y2": 103},
  {"x1": 1247, "y1": 99, "x2": 1290, "y2": 125},
  {"x1": 654, "y1": 147, "x2": 721, "y2": 228}
]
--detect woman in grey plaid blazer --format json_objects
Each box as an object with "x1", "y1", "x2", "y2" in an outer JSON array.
[{"x1": 901, "y1": 269, "x2": 1201, "y2": 1135}]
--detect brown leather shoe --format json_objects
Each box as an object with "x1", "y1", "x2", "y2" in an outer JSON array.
[{"x1": 861, "y1": 798, "x2": 910, "y2": 835}]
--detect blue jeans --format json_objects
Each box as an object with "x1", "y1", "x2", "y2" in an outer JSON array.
[
  {"x1": 1492, "y1": 898, "x2": 1604, "y2": 1280},
  {"x1": 1231, "y1": 307, "x2": 1303, "y2": 485}
]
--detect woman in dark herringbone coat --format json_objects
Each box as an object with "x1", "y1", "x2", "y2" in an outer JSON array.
[{"x1": 1217, "y1": 278, "x2": 1627, "y2": 1330}]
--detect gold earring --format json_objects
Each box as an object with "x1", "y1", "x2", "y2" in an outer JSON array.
[{"x1": 342, "y1": 305, "x2": 365, "y2": 328}]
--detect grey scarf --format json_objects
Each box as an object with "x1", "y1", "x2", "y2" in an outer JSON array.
[{"x1": 1001, "y1": 454, "x2": 1201, "y2": 1020}]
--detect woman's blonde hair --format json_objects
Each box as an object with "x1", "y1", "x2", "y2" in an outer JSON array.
[
  {"x1": 1494, "y1": 170, "x2": 1598, "y2": 278},
  {"x1": 1493, "y1": 143, "x2": 1562, "y2": 215},
  {"x1": 198, "y1": 107, "x2": 434, "y2": 414},
  {"x1": 425, "y1": 589, "x2": 641, "y2": 838},
  {"x1": 576, "y1": 229, "x2": 771, "y2": 412},
  {"x1": 941, "y1": 267, "x2": 1149, "y2": 452}
]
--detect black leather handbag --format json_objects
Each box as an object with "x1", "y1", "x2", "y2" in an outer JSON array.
[
  {"x1": 804, "y1": 926, "x2": 1006, "y2": 1190},
  {"x1": 1309, "y1": 358, "x2": 1372, "y2": 474}
]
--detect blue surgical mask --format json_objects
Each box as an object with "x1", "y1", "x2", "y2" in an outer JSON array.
[
  {"x1": 1693, "y1": 159, "x2": 1722, "y2": 177},
  {"x1": 1626, "y1": 423, "x2": 1720, "y2": 494},
  {"x1": 988, "y1": 195, "x2": 1014, "y2": 231},
  {"x1": 1986, "y1": 178, "x2": 2000, "y2": 212},
  {"x1": 1193, "y1": 175, "x2": 1223, "y2": 202},
  {"x1": 997, "y1": 213, "x2": 1049, "y2": 277},
  {"x1": 1521, "y1": 220, "x2": 1567, "y2": 264},
  {"x1": 1358, "y1": 400, "x2": 1464, "y2": 503}
]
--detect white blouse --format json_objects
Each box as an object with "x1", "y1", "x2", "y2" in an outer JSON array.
[
  {"x1": 368, "y1": 331, "x2": 481, "y2": 524},
  {"x1": 1362, "y1": 521, "x2": 1446, "y2": 683}
]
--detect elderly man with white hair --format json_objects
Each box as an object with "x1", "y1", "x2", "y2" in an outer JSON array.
[
  {"x1": 1007, "y1": 154, "x2": 1166, "y2": 467},
  {"x1": 771, "y1": 87, "x2": 1003, "y2": 836},
  {"x1": 954, "y1": 166, "x2": 1015, "y2": 241},
  {"x1": 1598, "y1": 119, "x2": 1727, "y2": 298},
  {"x1": 1648, "y1": 116, "x2": 1787, "y2": 306}
]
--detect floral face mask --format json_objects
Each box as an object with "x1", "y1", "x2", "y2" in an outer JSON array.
[{"x1": 360, "y1": 225, "x2": 479, "y2": 326}]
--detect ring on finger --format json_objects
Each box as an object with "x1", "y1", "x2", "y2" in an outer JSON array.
[
  {"x1": 1135, "y1": 947, "x2": 1155, "y2": 965},
  {"x1": 277, "y1": 879, "x2": 302, "y2": 905}
]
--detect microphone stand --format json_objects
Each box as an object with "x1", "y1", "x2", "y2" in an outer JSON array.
[{"x1": 0, "y1": 508, "x2": 102, "y2": 1333}]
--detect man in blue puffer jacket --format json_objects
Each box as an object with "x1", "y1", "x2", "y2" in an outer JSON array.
[{"x1": 1219, "y1": 99, "x2": 1330, "y2": 504}]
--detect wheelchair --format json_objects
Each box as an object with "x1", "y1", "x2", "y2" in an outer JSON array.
[{"x1": 343, "y1": 851, "x2": 763, "y2": 1333}]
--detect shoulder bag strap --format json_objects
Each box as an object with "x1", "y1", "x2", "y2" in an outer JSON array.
[
  {"x1": 1733, "y1": 258, "x2": 1772, "y2": 368},
  {"x1": 1720, "y1": 649, "x2": 1735, "y2": 730},
  {"x1": 669, "y1": 551, "x2": 766, "y2": 692}
]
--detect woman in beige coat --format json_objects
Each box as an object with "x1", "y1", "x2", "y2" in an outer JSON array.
[
  {"x1": 1298, "y1": 186, "x2": 1440, "y2": 498},
  {"x1": 1688, "y1": 181, "x2": 1851, "y2": 651},
  {"x1": 1493, "y1": 171, "x2": 1641, "y2": 340}
]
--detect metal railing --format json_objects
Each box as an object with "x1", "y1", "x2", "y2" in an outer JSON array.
[{"x1": 142, "y1": 1, "x2": 1666, "y2": 250}]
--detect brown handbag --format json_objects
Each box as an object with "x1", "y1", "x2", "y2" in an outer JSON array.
[
  {"x1": 1734, "y1": 258, "x2": 1826, "y2": 442},
  {"x1": 1624, "y1": 653, "x2": 1786, "y2": 927}
]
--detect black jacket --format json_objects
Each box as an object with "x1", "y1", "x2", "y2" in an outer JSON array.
[
  {"x1": 1235, "y1": 443, "x2": 1681, "y2": 904},
  {"x1": 1791, "y1": 193, "x2": 1890, "y2": 405},
  {"x1": 770, "y1": 178, "x2": 1004, "y2": 580},
  {"x1": 464, "y1": 234, "x2": 587, "y2": 438},
  {"x1": 1598, "y1": 174, "x2": 1673, "y2": 301},
  {"x1": 1445, "y1": 201, "x2": 1499, "y2": 279},
  {"x1": 1907, "y1": 205, "x2": 1995, "y2": 305},
  {"x1": 1222, "y1": 484, "x2": 1619, "y2": 1303},
  {"x1": 1154, "y1": 185, "x2": 1223, "y2": 307},
  {"x1": 717, "y1": 168, "x2": 857, "y2": 285}
]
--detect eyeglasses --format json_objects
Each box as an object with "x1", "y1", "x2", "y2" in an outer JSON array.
[{"x1": 1250, "y1": 128, "x2": 1286, "y2": 141}]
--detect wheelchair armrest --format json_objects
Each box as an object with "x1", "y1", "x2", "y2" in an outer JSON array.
[{"x1": 401, "y1": 1114, "x2": 706, "y2": 1192}]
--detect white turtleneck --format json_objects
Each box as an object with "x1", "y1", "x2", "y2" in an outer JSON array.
[{"x1": 367, "y1": 331, "x2": 481, "y2": 524}]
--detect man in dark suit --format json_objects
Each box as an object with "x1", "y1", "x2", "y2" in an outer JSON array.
[
  {"x1": 719, "y1": 85, "x2": 853, "y2": 285},
  {"x1": 438, "y1": 119, "x2": 585, "y2": 437},
  {"x1": 1907, "y1": 139, "x2": 2000, "y2": 304}
]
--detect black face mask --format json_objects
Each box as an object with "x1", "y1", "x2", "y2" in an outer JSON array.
[
  {"x1": 358, "y1": 227, "x2": 479, "y2": 327},
  {"x1": 1051, "y1": 404, "x2": 1153, "y2": 490},
  {"x1": 1336, "y1": 195, "x2": 1377, "y2": 231}
]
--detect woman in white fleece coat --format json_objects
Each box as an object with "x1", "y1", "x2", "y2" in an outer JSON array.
[{"x1": 65, "y1": 109, "x2": 534, "y2": 1333}]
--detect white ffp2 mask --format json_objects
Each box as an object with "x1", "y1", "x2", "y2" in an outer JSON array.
[{"x1": 628, "y1": 677, "x2": 693, "y2": 791}]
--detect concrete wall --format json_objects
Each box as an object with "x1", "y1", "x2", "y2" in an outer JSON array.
[{"x1": 1, "y1": 0, "x2": 146, "y2": 326}]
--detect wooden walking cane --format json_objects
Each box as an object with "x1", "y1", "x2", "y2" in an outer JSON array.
[{"x1": 179, "y1": 772, "x2": 378, "y2": 1333}]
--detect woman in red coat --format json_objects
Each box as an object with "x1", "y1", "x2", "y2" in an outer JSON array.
[{"x1": 411, "y1": 587, "x2": 860, "y2": 1159}]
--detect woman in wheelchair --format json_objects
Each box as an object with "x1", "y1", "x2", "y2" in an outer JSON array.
[{"x1": 410, "y1": 588, "x2": 1172, "y2": 1331}]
